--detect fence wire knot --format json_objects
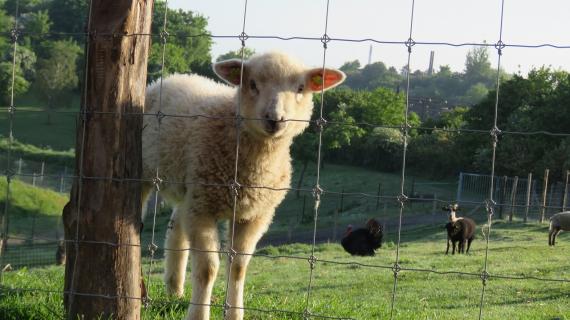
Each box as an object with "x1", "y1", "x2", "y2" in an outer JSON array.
[
  {"x1": 494, "y1": 40, "x2": 506, "y2": 55},
  {"x1": 397, "y1": 194, "x2": 408, "y2": 206},
  {"x1": 238, "y1": 32, "x2": 249, "y2": 46},
  {"x1": 392, "y1": 263, "x2": 402, "y2": 276},
  {"x1": 303, "y1": 308, "x2": 312, "y2": 320},
  {"x1": 10, "y1": 28, "x2": 20, "y2": 43},
  {"x1": 223, "y1": 302, "x2": 231, "y2": 318},
  {"x1": 320, "y1": 34, "x2": 331, "y2": 49},
  {"x1": 490, "y1": 126, "x2": 502, "y2": 143},
  {"x1": 142, "y1": 295, "x2": 151, "y2": 308},
  {"x1": 234, "y1": 114, "x2": 243, "y2": 127},
  {"x1": 8, "y1": 105, "x2": 15, "y2": 114},
  {"x1": 400, "y1": 122, "x2": 412, "y2": 135},
  {"x1": 148, "y1": 243, "x2": 158, "y2": 255},
  {"x1": 152, "y1": 176, "x2": 163, "y2": 191},
  {"x1": 485, "y1": 199, "x2": 496, "y2": 217},
  {"x1": 229, "y1": 181, "x2": 241, "y2": 197},
  {"x1": 307, "y1": 255, "x2": 317, "y2": 270},
  {"x1": 312, "y1": 185, "x2": 323, "y2": 201},
  {"x1": 480, "y1": 270, "x2": 490, "y2": 285},
  {"x1": 80, "y1": 108, "x2": 89, "y2": 122},
  {"x1": 315, "y1": 117, "x2": 327, "y2": 132},
  {"x1": 228, "y1": 247, "x2": 237, "y2": 264},
  {"x1": 405, "y1": 37, "x2": 416, "y2": 53},
  {"x1": 155, "y1": 110, "x2": 166, "y2": 123},
  {"x1": 160, "y1": 30, "x2": 169, "y2": 44}
]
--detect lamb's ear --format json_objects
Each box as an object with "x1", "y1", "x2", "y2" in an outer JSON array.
[
  {"x1": 213, "y1": 59, "x2": 246, "y2": 86},
  {"x1": 306, "y1": 68, "x2": 346, "y2": 92}
]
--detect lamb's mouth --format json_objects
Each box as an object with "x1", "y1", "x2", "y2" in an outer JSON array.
[{"x1": 263, "y1": 119, "x2": 287, "y2": 135}]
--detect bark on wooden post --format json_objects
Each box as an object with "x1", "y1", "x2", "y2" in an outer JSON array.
[{"x1": 62, "y1": 1, "x2": 153, "y2": 319}]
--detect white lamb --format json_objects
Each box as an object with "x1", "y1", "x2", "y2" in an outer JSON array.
[
  {"x1": 141, "y1": 52, "x2": 345, "y2": 320},
  {"x1": 548, "y1": 211, "x2": 570, "y2": 246}
]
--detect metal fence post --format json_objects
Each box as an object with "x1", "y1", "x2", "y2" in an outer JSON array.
[{"x1": 456, "y1": 172, "x2": 463, "y2": 202}]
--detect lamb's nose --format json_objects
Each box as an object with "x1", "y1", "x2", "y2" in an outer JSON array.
[{"x1": 264, "y1": 116, "x2": 285, "y2": 134}]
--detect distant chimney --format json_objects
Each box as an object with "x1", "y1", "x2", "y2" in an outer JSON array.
[{"x1": 428, "y1": 51, "x2": 435, "y2": 75}]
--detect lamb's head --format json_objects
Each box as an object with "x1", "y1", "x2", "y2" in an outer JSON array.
[
  {"x1": 214, "y1": 52, "x2": 345, "y2": 139},
  {"x1": 442, "y1": 203, "x2": 460, "y2": 221}
]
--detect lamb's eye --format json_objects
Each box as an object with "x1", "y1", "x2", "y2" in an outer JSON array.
[
  {"x1": 297, "y1": 84, "x2": 304, "y2": 93},
  {"x1": 249, "y1": 80, "x2": 258, "y2": 92}
]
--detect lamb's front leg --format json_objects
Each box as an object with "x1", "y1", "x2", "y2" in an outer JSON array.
[
  {"x1": 187, "y1": 214, "x2": 220, "y2": 320},
  {"x1": 164, "y1": 208, "x2": 189, "y2": 297},
  {"x1": 225, "y1": 214, "x2": 272, "y2": 320}
]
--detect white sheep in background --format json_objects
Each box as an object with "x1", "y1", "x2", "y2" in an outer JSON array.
[
  {"x1": 548, "y1": 211, "x2": 570, "y2": 246},
  {"x1": 142, "y1": 52, "x2": 345, "y2": 320}
]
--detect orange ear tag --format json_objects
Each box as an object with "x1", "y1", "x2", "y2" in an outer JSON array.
[{"x1": 309, "y1": 74, "x2": 323, "y2": 91}]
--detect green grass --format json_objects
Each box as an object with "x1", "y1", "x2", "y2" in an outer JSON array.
[
  {"x1": 0, "y1": 178, "x2": 67, "y2": 240},
  {"x1": 0, "y1": 222, "x2": 569, "y2": 319},
  {"x1": 0, "y1": 107, "x2": 78, "y2": 151},
  {"x1": 264, "y1": 162, "x2": 458, "y2": 234},
  {"x1": 0, "y1": 135, "x2": 75, "y2": 167}
]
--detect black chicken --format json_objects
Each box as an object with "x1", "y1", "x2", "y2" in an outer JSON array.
[{"x1": 341, "y1": 218, "x2": 383, "y2": 256}]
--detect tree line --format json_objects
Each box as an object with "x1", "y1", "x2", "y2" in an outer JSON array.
[{"x1": 294, "y1": 68, "x2": 570, "y2": 182}]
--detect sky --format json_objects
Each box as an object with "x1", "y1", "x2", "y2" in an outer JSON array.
[{"x1": 170, "y1": 0, "x2": 570, "y2": 75}]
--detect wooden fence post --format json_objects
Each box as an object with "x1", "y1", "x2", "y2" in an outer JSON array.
[
  {"x1": 524, "y1": 172, "x2": 532, "y2": 223},
  {"x1": 540, "y1": 169, "x2": 549, "y2": 223},
  {"x1": 62, "y1": 1, "x2": 153, "y2": 319},
  {"x1": 499, "y1": 176, "x2": 508, "y2": 219},
  {"x1": 508, "y1": 176, "x2": 518, "y2": 222}
]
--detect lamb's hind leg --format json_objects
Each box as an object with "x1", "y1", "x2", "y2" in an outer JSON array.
[
  {"x1": 225, "y1": 214, "x2": 272, "y2": 320},
  {"x1": 164, "y1": 207, "x2": 190, "y2": 297},
  {"x1": 552, "y1": 228, "x2": 561, "y2": 246},
  {"x1": 186, "y1": 213, "x2": 220, "y2": 320}
]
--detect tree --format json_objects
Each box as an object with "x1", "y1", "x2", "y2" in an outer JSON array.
[
  {"x1": 0, "y1": 62, "x2": 29, "y2": 104},
  {"x1": 22, "y1": 10, "x2": 52, "y2": 50},
  {"x1": 0, "y1": 45, "x2": 35, "y2": 104},
  {"x1": 464, "y1": 46, "x2": 494, "y2": 88},
  {"x1": 3, "y1": 0, "x2": 43, "y2": 16},
  {"x1": 148, "y1": 1, "x2": 212, "y2": 81},
  {"x1": 48, "y1": 0, "x2": 88, "y2": 39},
  {"x1": 339, "y1": 60, "x2": 360, "y2": 73},
  {"x1": 457, "y1": 68, "x2": 570, "y2": 179},
  {"x1": 35, "y1": 39, "x2": 81, "y2": 123},
  {"x1": 344, "y1": 61, "x2": 401, "y2": 90},
  {"x1": 216, "y1": 47, "x2": 255, "y2": 62}
]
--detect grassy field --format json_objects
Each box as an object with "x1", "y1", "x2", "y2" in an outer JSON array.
[
  {"x1": 0, "y1": 222, "x2": 568, "y2": 319},
  {"x1": 1, "y1": 144, "x2": 567, "y2": 319},
  {"x1": 0, "y1": 107, "x2": 78, "y2": 151}
]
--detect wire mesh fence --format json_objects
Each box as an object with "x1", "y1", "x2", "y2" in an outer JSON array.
[{"x1": 1, "y1": 0, "x2": 570, "y2": 319}]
